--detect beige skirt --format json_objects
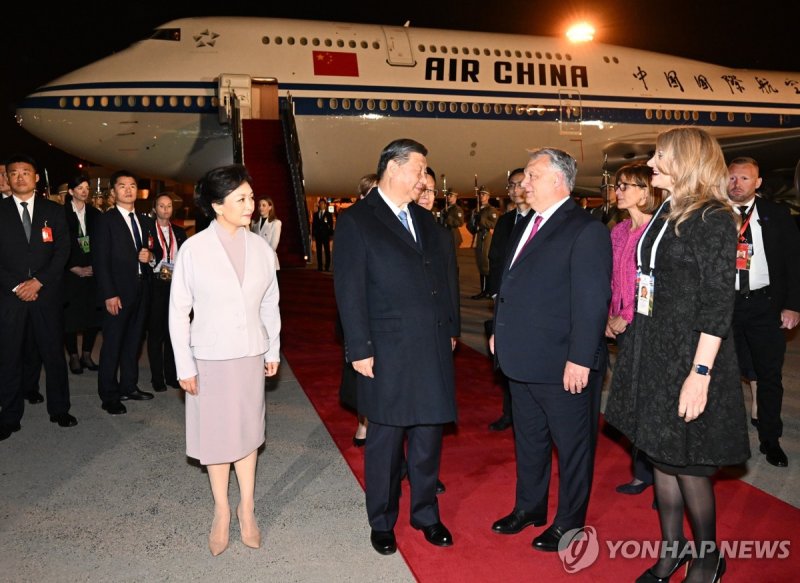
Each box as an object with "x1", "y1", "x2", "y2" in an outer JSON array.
[{"x1": 185, "y1": 355, "x2": 265, "y2": 465}]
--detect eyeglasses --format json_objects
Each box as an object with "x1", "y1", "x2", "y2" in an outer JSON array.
[
  {"x1": 507, "y1": 180, "x2": 524, "y2": 190},
  {"x1": 422, "y1": 188, "x2": 438, "y2": 196},
  {"x1": 615, "y1": 182, "x2": 645, "y2": 192}
]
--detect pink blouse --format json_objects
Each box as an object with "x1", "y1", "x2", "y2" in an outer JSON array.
[{"x1": 609, "y1": 218, "x2": 650, "y2": 324}]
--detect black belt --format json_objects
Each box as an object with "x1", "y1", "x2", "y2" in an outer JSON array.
[{"x1": 738, "y1": 286, "x2": 769, "y2": 299}]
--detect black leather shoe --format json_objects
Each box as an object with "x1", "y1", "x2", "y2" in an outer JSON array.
[
  {"x1": 436, "y1": 479, "x2": 446, "y2": 494},
  {"x1": 119, "y1": 389, "x2": 154, "y2": 401},
  {"x1": 69, "y1": 355, "x2": 83, "y2": 375},
  {"x1": 102, "y1": 401, "x2": 127, "y2": 415},
  {"x1": 352, "y1": 436, "x2": 366, "y2": 447},
  {"x1": 488, "y1": 416, "x2": 513, "y2": 431},
  {"x1": 0, "y1": 421, "x2": 22, "y2": 441},
  {"x1": 152, "y1": 383, "x2": 167, "y2": 392},
  {"x1": 635, "y1": 553, "x2": 691, "y2": 582},
  {"x1": 760, "y1": 441, "x2": 788, "y2": 467},
  {"x1": 50, "y1": 413, "x2": 78, "y2": 428},
  {"x1": 532, "y1": 525, "x2": 574, "y2": 552},
  {"x1": 616, "y1": 479, "x2": 652, "y2": 495},
  {"x1": 370, "y1": 529, "x2": 396, "y2": 555},
  {"x1": 415, "y1": 522, "x2": 453, "y2": 547},
  {"x1": 80, "y1": 356, "x2": 99, "y2": 371},
  {"x1": 25, "y1": 391, "x2": 44, "y2": 404},
  {"x1": 492, "y1": 509, "x2": 547, "y2": 534},
  {"x1": 751, "y1": 417, "x2": 759, "y2": 427}
]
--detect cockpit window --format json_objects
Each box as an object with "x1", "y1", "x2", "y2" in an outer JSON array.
[{"x1": 149, "y1": 28, "x2": 181, "y2": 41}]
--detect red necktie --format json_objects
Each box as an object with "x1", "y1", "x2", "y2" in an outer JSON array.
[{"x1": 523, "y1": 214, "x2": 543, "y2": 246}]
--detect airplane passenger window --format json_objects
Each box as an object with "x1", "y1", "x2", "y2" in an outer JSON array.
[
  {"x1": 355, "y1": 99, "x2": 363, "y2": 110},
  {"x1": 367, "y1": 99, "x2": 375, "y2": 110},
  {"x1": 462, "y1": 47, "x2": 469, "y2": 55},
  {"x1": 86, "y1": 97, "x2": 95, "y2": 108},
  {"x1": 473, "y1": 48, "x2": 480, "y2": 55},
  {"x1": 403, "y1": 101, "x2": 411, "y2": 111},
  {"x1": 494, "y1": 49, "x2": 501, "y2": 56},
  {"x1": 262, "y1": 37, "x2": 270, "y2": 45},
  {"x1": 451, "y1": 46, "x2": 458, "y2": 53},
  {"x1": 535, "y1": 51, "x2": 542, "y2": 58},
  {"x1": 300, "y1": 38, "x2": 308, "y2": 45},
  {"x1": 483, "y1": 48, "x2": 491, "y2": 56},
  {"x1": 555, "y1": 53, "x2": 562, "y2": 60},
  {"x1": 655, "y1": 110, "x2": 663, "y2": 120},
  {"x1": 415, "y1": 101, "x2": 423, "y2": 112},
  {"x1": 483, "y1": 104, "x2": 491, "y2": 114},
  {"x1": 472, "y1": 103, "x2": 480, "y2": 113},
  {"x1": 349, "y1": 40, "x2": 356, "y2": 48},
  {"x1": 197, "y1": 97, "x2": 206, "y2": 107},
  {"x1": 439, "y1": 103, "x2": 447, "y2": 113},
  {"x1": 72, "y1": 97, "x2": 81, "y2": 108},
  {"x1": 114, "y1": 97, "x2": 122, "y2": 107},
  {"x1": 127, "y1": 97, "x2": 136, "y2": 107},
  {"x1": 504, "y1": 104, "x2": 513, "y2": 114},
  {"x1": 728, "y1": 112, "x2": 735, "y2": 122},
  {"x1": 155, "y1": 96, "x2": 164, "y2": 107},
  {"x1": 646, "y1": 109, "x2": 653, "y2": 119},
  {"x1": 288, "y1": 37, "x2": 296, "y2": 45},
  {"x1": 275, "y1": 37, "x2": 283, "y2": 45},
  {"x1": 460, "y1": 103, "x2": 468, "y2": 113},
  {"x1": 100, "y1": 97, "x2": 109, "y2": 108},
  {"x1": 710, "y1": 112, "x2": 717, "y2": 121},
  {"x1": 324, "y1": 39, "x2": 332, "y2": 47},
  {"x1": 613, "y1": 57, "x2": 619, "y2": 63},
  {"x1": 373, "y1": 41, "x2": 380, "y2": 49},
  {"x1": 525, "y1": 51, "x2": 532, "y2": 58},
  {"x1": 744, "y1": 112, "x2": 752, "y2": 122},
  {"x1": 361, "y1": 41, "x2": 368, "y2": 49},
  {"x1": 566, "y1": 54, "x2": 572, "y2": 61},
  {"x1": 692, "y1": 111, "x2": 699, "y2": 121},
  {"x1": 603, "y1": 56, "x2": 609, "y2": 63},
  {"x1": 183, "y1": 97, "x2": 192, "y2": 108},
  {"x1": 391, "y1": 101, "x2": 399, "y2": 111},
  {"x1": 337, "y1": 40, "x2": 344, "y2": 47},
  {"x1": 426, "y1": 102, "x2": 435, "y2": 112},
  {"x1": 683, "y1": 111, "x2": 690, "y2": 121},
  {"x1": 312, "y1": 38, "x2": 320, "y2": 46},
  {"x1": 440, "y1": 45, "x2": 447, "y2": 53},
  {"x1": 379, "y1": 100, "x2": 388, "y2": 111},
  {"x1": 449, "y1": 103, "x2": 457, "y2": 113},
  {"x1": 141, "y1": 96, "x2": 150, "y2": 107},
  {"x1": 330, "y1": 98, "x2": 338, "y2": 109},
  {"x1": 545, "y1": 52, "x2": 552, "y2": 59},
  {"x1": 169, "y1": 96, "x2": 178, "y2": 107},
  {"x1": 418, "y1": 44, "x2": 425, "y2": 52},
  {"x1": 514, "y1": 50, "x2": 521, "y2": 58},
  {"x1": 211, "y1": 97, "x2": 219, "y2": 107},
  {"x1": 665, "y1": 110, "x2": 672, "y2": 120},
  {"x1": 494, "y1": 104, "x2": 502, "y2": 114},
  {"x1": 430, "y1": 45, "x2": 437, "y2": 53},
  {"x1": 316, "y1": 98, "x2": 324, "y2": 109},
  {"x1": 342, "y1": 98, "x2": 350, "y2": 110}
]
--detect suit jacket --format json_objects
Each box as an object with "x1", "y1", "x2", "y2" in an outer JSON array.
[
  {"x1": 494, "y1": 198, "x2": 612, "y2": 383},
  {"x1": 92, "y1": 207, "x2": 161, "y2": 305},
  {"x1": 0, "y1": 196, "x2": 69, "y2": 308},
  {"x1": 487, "y1": 210, "x2": 531, "y2": 296},
  {"x1": 333, "y1": 190, "x2": 460, "y2": 426},
  {"x1": 65, "y1": 202, "x2": 102, "y2": 269},
  {"x1": 169, "y1": 223, "x2": 281, "y2": 380},
  {"x1": 312, "y1": 209, "x2": 333, "y2": 240},
  {"x1": 753, "y1": 197, "x2": 800, "y2": 312}
]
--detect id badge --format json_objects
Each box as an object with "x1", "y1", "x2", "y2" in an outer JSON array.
[
  {"x1": 636, "y1": 271, "x2": 655, "y2": 316},
  {"x1": 41, "y1": 226, "x2": 53, "y2": 243},
  {"x1": 77, "y1": 235, "x2": 91, "y2": 254},
  {"x1": 736, "y1": 242, "x2": 752, "y2": 270}
]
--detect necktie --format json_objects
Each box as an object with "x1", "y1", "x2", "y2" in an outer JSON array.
[
  {"x1": 398, "y1": 210, "x2": 411, "y2": 234},
  {"x1": 129, "y1": 212, "x2": 143, "y2": 249},
  {"x1": 738, "y1": 206, "x2": 751, "y2": 294},
  {"x1": 523, "y1": 214, "x2": 543, "y2": 246},
  {"x1": 514, "y1": 212, "x2": 523, "y2": 225},
  {"x1": 21, "y1": 202, "x2": 32, "y2": 242}
]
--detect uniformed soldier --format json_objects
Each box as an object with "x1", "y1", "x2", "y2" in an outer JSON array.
[
  {"x1": 441, "y1": 189, "x2": 464, "y2": 249},
  {"x1": 468, "y1": 187, "x2": 499, "y2": 299}
]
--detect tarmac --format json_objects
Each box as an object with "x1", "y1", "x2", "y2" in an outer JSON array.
[{"x1": 0, "y1": 247, "x2": 797, "y2": 582}]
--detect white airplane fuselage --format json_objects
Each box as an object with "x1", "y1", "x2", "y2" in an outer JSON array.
[{"x1": 16, "y1": 17, "x2": 800, "y2": 195}]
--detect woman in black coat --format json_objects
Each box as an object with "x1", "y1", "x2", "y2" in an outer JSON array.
[
  {"x1": 62, "y1": 175, "x2": 103, "y2": 373},
  {"x1": 605, "y1": 128, "x2": 749, "y2": 583}
]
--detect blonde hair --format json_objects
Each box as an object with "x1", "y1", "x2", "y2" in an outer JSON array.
[{"x1": 653, "y1": 127, "x2": 734, "y2": 234}]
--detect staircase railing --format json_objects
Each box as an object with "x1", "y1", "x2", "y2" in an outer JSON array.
[{"x1": 279, "y1": 95, "x2": 311, "y2": 260}]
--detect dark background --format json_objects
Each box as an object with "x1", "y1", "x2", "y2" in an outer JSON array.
[{"x1": 1, "y1": 0, "x2": 795, "y2": 185}]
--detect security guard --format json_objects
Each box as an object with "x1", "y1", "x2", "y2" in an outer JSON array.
[
  {"x1": 441, "y1": 189, "x2": 465, "y2": 249},
  {"x1": 468, "y1": 187, "x2": 498, "y2": 299}
]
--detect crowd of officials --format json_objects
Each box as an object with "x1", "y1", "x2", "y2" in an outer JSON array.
[{"x1": 2, "y1": 128, "x2": 797, "y2": 579}]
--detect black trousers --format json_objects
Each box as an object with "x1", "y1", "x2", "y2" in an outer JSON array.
[
  {"x1": 364, "y1": 422, "x2": 443, "y2": 531},
  {"x1": 0, "y1": 301, "x2": 70, "y2": 424},
  {"x1": 98, "y1": 281, "x2": 150, "y2": 404},
  {"x1": 508, "y1": 355, "x2": 604, "y2": 529},
  {"x1": 733, "y1": 292, "x2": 786, "y2": 443},
  {"x1": 315, "y1": 236, "x2": 331, "y2": 270},
  {"x1": 147, "y1": 280, "x2": 177, "y2": 387}
]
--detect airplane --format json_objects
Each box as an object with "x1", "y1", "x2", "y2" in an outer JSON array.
[{"x1": 16, "y1": 16, "x2": 800, "y2": 199}]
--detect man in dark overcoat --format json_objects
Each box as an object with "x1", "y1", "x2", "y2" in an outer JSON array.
[{"x1": 333, "y1": 138, "x2": 460, "y2": 555}]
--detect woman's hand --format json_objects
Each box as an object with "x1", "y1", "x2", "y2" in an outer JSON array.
[
  {"x1": 606, "y1": 315, "x2": 628, "y2": 338},
  {"x1": 265, "y1": 361, "x2": 280, "y2": 377},
  {"x1": 179, "y1": 376, "x2": 198, "y2": 395},
  {"x1": 678, "y1": 373, "x2": 710, "y2": 422}
]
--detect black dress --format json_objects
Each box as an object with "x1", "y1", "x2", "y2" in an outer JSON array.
[
  {"x1": 63, "y1": 203, "x2": 103, "y2": 333},
  {"x1": 605, "y1": 201, "x2": 750, "y2": 469}
]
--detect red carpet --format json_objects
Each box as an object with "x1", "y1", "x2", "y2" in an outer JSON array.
[{"x1": 279, "y1": 269, "x2": 798, "y2": 582}]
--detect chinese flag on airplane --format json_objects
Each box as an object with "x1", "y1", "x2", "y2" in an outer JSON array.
[{"x1": 312, "y1": 51, "x2": 359, "y2": 77}]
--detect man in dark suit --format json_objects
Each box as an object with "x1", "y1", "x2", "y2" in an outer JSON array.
[
  {"x1": 147, "y1": 193, "x2": 187, "y2": 391},
  {"x1": 334, "y1": 139, "x2": 460, "y2": 555},
  {"x1": 0, "y1": 155, "x2": 77, "y2": 440},
  {"x1": 490, "y1": 148, "x2": 611, "y2": 552},
  {"x1": 312, "y1": 198, "x2": 333, "y2": 271},
  {"x1": 93, "y1": 170, "x2": 161, "y2": 415},
  {"x1": 485, "y1": 168, "x2": 532, "y2": 432},
  {"x1": 728, "y1": 157, "x2": 800, "y2": 467}
]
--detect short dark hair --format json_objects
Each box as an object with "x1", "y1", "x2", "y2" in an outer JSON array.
[
  {"x1": 615, "y1": 163, "x2": 664, "y2": 215},
  {"x1": 194, "y1": 164, "x2": 252, "y2": 218},
  {"x1": 68, "y1": 174, "x2": 90, "y2": 190},
  {"x1": 425, "y1": 166, "x2": 436, "y2": 180},
  {"x1": 110, "y1": 169, "x2": 137, "y2": 187},
  {"x1": 376, "y1": 138, "x2": 428, "y2": 181},
  {"x1": 5, "y1": 154, "x2": 39, "y2": 174},
  {"x1": 508, "y1": 167, "x2": 525, "y2": 179}
]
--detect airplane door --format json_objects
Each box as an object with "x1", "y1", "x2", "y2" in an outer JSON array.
[
  {"x1": 382, "y1": 27, "x2": 416, "y2": 66},
  {"x1": 558, "y1": 90, "x2": 582, "y2": 136}
]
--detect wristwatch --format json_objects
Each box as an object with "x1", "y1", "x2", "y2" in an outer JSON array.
[{"x1": 694, "y1": 364, "x2": 712, "y2": 376}]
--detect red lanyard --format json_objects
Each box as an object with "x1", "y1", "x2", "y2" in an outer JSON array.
[{"x1": 156, "y1": 222, "x2": 175, "y2": 262}]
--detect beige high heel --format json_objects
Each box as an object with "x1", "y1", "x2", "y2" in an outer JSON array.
[
  {"x1": 208, "y1": 513, "x2": 230, "y2": 556},
  {"x1": 237, "y1": 505, "x2": 261, "y2": 549}
]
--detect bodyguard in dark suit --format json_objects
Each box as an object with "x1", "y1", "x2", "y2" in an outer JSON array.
[
  {"x1": 728, "y1": 157, "x2": 800, "y2": 467},
  {"x1": 485, "y1": 168, "x2": 532, "y2": 432},
  {"x1": 0, "y1": 155, "x2": 76, "y2": 440},
  {"x1": 311, "y1": 199, "x2": 333, "y2": 271},
  {"x1": 490, "y1": 148, "x2": 611, "y2": 551},
  {"x1": 93, "y1": 170, "x2": 162, "y2": 415},
  {"x1": 334, "y1": 139, "x2": 460, "y2": 555}
]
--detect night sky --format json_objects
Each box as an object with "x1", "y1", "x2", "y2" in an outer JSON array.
[{"x1": 1, "y1": 0, "x2": 795, "y2": 185}]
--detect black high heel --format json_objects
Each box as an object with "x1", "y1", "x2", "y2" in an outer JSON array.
[
  {"x1": 711, "y1": 556, "x2": 726, "y2": 582},
  {"x1": 635, "y1": 553, "x2": 691, "y2": 582},
  {"x1": 352, "y1": 436, "x2": 366, "y2": 447}
]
